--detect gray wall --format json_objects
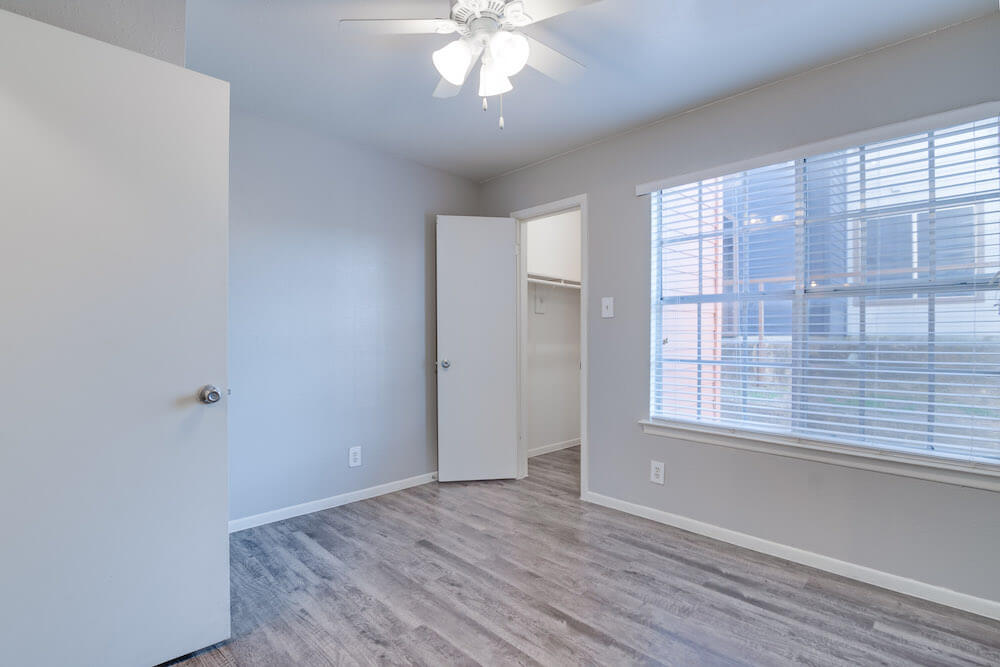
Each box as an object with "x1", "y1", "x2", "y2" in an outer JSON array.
[
  {"x1": 228, "y1": 110, "x2": 479, "y2": 521},
  {"x1": 526, "y1": 282, "x2": 581, "y2": 453},
  {"x1": 0, "y1": 0, "x2": 185, "y2": 65},
  {"x1": 480, "y1": 14, "x2": 1000, "y2": 603}
]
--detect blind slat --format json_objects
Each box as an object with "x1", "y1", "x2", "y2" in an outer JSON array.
[{"x1": 650, "y1": 115, "x2": 1000, "y2": 463}]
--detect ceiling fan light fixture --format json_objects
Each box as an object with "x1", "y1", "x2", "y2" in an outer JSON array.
[
  {"x1": 488, "y1": 31, "x2": 530, "y2": 77},
  {"x1": 478, "y1": 61, "x2": 513, "y2": 97},
  {"x1": 432, "y1": 38, "x2": 473, "y2": 86}
]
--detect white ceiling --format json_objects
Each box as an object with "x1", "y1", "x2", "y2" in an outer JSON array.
[{"x1": 186, "y1": 0, "x2": 996, "y2": 182}]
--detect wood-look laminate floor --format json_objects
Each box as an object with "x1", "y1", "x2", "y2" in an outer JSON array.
[{"x1": 175, "y1": 447, "x2": 1000, "y2": 666}]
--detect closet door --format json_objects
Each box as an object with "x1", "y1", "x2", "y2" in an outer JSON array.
[
  {"x1": 436, "y1": 216, "x2": 519, "y2": 481},
  {"x1": 0, "y1": 11, "x2": 230, "y2": 666}
]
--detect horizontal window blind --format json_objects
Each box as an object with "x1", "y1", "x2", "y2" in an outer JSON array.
[{"x1": 650, "y1": 116, "x2": 1000, "y2": 464}]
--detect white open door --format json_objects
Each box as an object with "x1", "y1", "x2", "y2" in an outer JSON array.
[
  {"x1": 437, "y1": 216, "x2": 518, "y2": 481},
  {"x1": 0, "y1": 11, "x2": 230, "y2": 667}
]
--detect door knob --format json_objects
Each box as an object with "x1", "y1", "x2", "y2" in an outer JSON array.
[
  {"x1": 440, "y1": 360, "x2": 451, "y2": 369},
  {"x1": 199, "y1": 385, "x2": 222, "y2": 404}
]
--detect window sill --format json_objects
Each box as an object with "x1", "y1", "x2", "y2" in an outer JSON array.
[{"x1": 639, "y1": 418, "x2": 1000, "y2": 492}]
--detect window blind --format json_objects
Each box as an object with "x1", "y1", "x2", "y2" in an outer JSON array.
[{"x1": 650, "y1": 116, "x2": 1000, "y2": 464}]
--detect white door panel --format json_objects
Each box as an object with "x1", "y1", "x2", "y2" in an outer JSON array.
[
  {"x1": 436, "y1": 216, "x2": 518, "y2": 482},
  {"x1": 0, "y1": 11, "x2": 230, "y2": 666}
]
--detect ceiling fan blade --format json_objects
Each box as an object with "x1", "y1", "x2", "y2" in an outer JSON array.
[
  {"x1": 339, "y1": 19, "x2": 454, "y2": 35},
  {"x1": 524, "y1": 34, "x2": 585, "y2": 82},
  {"x1": 433, "y1": 78, "x2": 462, "y2": 98},
  {"x1": 522, "y1": 0, "x2": 601, "y2": 24}
]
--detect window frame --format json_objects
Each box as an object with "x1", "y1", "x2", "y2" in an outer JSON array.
[
  {"x1": 852, "y1": 203, "x2": 987, "y2": 309},
  {"x1": 641, "y1": 103, "x2": 1000, "y2": 486}
]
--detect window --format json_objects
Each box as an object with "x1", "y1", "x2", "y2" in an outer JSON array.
[{"x1": 650, "y1": 116, "x2": 1000, "y2": 464}]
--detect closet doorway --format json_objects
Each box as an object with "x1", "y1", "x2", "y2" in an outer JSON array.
[{"x1": 513, "y1": 196, "x2": 588, "y2": 494}]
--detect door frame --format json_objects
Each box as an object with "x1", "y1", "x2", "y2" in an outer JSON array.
[{"x1": 511, "y1": 194, "x2": 589, "y2": 496}]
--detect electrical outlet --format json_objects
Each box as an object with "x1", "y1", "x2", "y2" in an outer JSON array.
[
  {"x1": 650, "y1": 460, "x2": 665, "y2": 485},
  {"x1": 349, "y1": 446, "x2": 362, "y2": 468}
]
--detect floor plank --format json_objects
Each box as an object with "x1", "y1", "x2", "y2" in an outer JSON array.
[{"x1": 171, "y1": 447, "x2": 1000, "y2": 666}]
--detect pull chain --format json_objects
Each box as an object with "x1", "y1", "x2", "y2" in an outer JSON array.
[
  {"x1": 482, "y1": 97, "x2": 488, "y2": 111},
  {"x1": 499, "y1": 94, "x2": 505, "y2": 130}
]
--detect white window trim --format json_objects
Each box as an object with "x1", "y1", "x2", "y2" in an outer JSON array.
[{"x1": 640, "y1": 418, "x2": 1000, "y2": 492}]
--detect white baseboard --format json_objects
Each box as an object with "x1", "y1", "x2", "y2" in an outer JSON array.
[
  {"x1": 528, "y1": 438, "x2": 581, "y2": 458},
  {"x1": 229, "y1": 471, "x2": 438, "y2": 533},
  {"x1": 581, "y1": 490, "x2": 1000, "y2": 622}
]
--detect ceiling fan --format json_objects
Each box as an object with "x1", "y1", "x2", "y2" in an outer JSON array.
[{"x1": 340, "y1": 0, "x2": 597, "y2": 128}]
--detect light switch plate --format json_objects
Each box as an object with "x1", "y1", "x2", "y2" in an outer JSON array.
[
  {"x1": 349, "y1": 446, "x2": 362, "y2": 468},
  {"x1": 601, "y1": 297, "x2": 614, "y2": 318}
]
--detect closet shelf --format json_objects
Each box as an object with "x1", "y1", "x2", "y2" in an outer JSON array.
[{"x1": 527, "y1": 274, "x2": 582, "y2": 290}]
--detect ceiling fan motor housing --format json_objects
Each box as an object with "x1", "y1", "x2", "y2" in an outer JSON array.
[
  {"x1": 450, "y1": 0, "x2": 532, "y2": 38},
  {"x1": 469, "y1": 16, "x2": 500, "y2": 46}
]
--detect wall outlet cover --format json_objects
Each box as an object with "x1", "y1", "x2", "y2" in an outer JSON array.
[
  {"x1": 349, "y1": 446, "x2": 362, "y2": 468},
  {"x1": 650, "y1": 460, "x2": 665, "y2": 485}
]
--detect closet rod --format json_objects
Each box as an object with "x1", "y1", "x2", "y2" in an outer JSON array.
[{"x1": 528, "y1": 276, "x2": 582, "y2": 290}]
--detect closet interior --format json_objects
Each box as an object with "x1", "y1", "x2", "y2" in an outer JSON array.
[{"x1": 523, "y1": 209, "x2": 582, "y2": 458}]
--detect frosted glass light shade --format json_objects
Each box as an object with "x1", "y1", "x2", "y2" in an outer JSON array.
[
  {"x1": 488, "y1": 31, "x2": 530, "y2": 77},
  {"x1": 478, "y1": 61, "x2": 513, "y2": 97},
  {"x1": 432, "y1": 39, "x2": 473, "y2": 85}
]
